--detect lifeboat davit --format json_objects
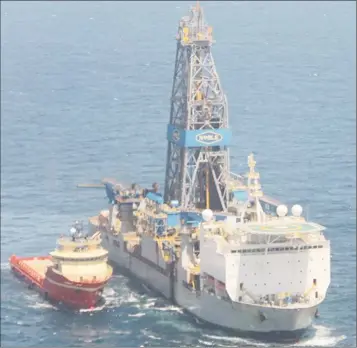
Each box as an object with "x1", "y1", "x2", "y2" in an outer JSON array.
[{"x1": 9, "y1": 226, "x2": 112, "y2": 310}]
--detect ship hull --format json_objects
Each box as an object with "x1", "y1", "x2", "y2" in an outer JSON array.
[
  {"x1": 43, "y1": 270, "x2": 107, "y2": 309},
  {"x1": 10, "y1": 255, "x2": 108, "y2": 310},
  {"x1": 100, "y1": 231, "x2": 318, "y2": 342},
  {"x1": 174, "y1": 282, "x2": 317, "y2": 342},
  {"x1": 101, "y1": 232, "x2": 172, "y2": 299},
  {"x1": 182, "y1": 306, "x2": 309, "y2": 343}
]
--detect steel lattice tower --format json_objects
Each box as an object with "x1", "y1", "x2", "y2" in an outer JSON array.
[{"x1": 164, "y1": 3, "x2": 231, "y2": 212}]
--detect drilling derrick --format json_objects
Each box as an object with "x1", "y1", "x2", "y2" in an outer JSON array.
[{"x1": 164, "y1": 3, "x2": 231, "y2": 212}]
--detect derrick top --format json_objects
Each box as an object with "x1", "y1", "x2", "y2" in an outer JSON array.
[{"x1": 177, "y1": 3, "x2": 214, "y2": 45}]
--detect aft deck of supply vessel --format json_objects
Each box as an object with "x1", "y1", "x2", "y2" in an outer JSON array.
[
  {"x1": 10, "y1": 223, "x2": 113, "y2": 309},
  {"x1": 10, "y1": 256, "x2": 52, "y2": 288}
]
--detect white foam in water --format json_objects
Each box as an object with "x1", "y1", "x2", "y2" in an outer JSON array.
[
  {"x1": 147, "y1": 334, "x2": 161, "y2": 340},
  {"x1": 151, "y1": 305, "x2": 183, "y2": 314},
  {"x1": 126, "y1": 292, "x2": 140, "y2": 303},
  {"x1": 1, "y1": 262, "x2": 10, "y2": 270},
  {"x1": 293, "y1": 325, "x2": 347, "y2": 347},
  {"x1": 170, "y1": 339, "x2": 182, "y2": 344},
  {"x1": 104, "y1": 287, "x2": 125, "y2": 306},
  {"x1": 112, "y1": 330, "x2": 132, "y2": 335},
  {"x1": 28, "y1": 301, "x2": 57, "y2": 310},
  {"x1": 141, "y1": 329, "x2": 161, "y2": 341},
  {"x1": 79, "y1": 286, "x2": 130, "y2": 313},
  {"x1": 141, "y1": 300, "x2": 156, "y2": 309},
  {"x1": 156, "y1": 319, "x2": 199, "y2": 333},
  {"x1": 145, "y1": 297, "x2": 157, "y2": 303},
  {"x1": 198, "y1": 339, "x2": 215, "y2": 346},
  {"x1": 202, "y1": 334, "x2": 269, "y2": 347},
  {"x1": 128, "y1": 312, "x2": 146, "y2": 318},
  {"x1": 79, "y1": 305, "x2": 106, "y2": 313}
]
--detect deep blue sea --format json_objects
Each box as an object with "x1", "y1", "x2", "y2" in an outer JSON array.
[{"x1": 1, "y1": 1, "x2": 356, "y2": 347}]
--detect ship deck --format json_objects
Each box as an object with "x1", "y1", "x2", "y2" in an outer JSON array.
[
  {"x1": 22, "y1": 258, "x2": 53, "y2": 277},
  {"x1": 244, "y1": 219, "x2": 325, "y2": 234},
  {"x1": 9, "y1": 255, "x2": 53, "y2": 286}
]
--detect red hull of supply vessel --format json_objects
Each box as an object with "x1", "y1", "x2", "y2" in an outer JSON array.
[{"x1": 9, "y1": 226, "x2": 113, "y2": 310}]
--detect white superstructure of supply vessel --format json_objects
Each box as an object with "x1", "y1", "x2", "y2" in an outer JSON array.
[{"x1": 83, "y1": 3, "x2": 330, "y2": 342}]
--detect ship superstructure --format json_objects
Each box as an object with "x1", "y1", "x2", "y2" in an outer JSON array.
[{"x1": 83, "y1": 2, "x2": 331, "y2": 342}]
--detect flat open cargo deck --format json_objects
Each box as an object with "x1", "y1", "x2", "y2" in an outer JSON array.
[
  {"x1": 10, "y1": 255, "x2": 52, "y2": 288},
  {"x1": 22, "y1": 258, "x2": 52, "y2": 277}
]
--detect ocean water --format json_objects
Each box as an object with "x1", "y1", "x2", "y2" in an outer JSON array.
[{"x1": 1, "y1": 1, "x2": 355, "y2": 347}]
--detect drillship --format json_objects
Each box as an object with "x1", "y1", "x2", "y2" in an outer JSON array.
[{"x1": 84, "y1": 2, "x2": 330, "y2": 341}]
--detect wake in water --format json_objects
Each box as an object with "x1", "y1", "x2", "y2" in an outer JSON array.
[
  {"x1": 198, "y1": 324, "x2": 347, "y2": 348},
  {"x1": 27, "y1": 299, "x2": 58, "y2": 311},
  {"x1": 293, "y1": 325, "x2": 347, "y2": 347},
  {"x1": 78, "y1": 286, "x2": 140, "y2": 313},
  {"x1": 202, "y1": 333, "x2": 269, "y2": 347},
  {"x1": 128, "y1": 312, "x2": 146, "y2": 318}
]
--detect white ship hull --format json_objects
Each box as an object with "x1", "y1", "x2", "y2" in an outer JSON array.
[
  {"x1": 98, "y1": 228, "x2": 319, "y2": 341},
  {"x1": 174, "y1": 281, "x2": 317, "y2": 338}
]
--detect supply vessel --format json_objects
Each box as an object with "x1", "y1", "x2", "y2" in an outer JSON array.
[
  {"x1": 10, "y1": 222, "x2": 113, "y2": 309},
  {"x1": 82, "y1": 2, "x2": 330, "y2": 342}
]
